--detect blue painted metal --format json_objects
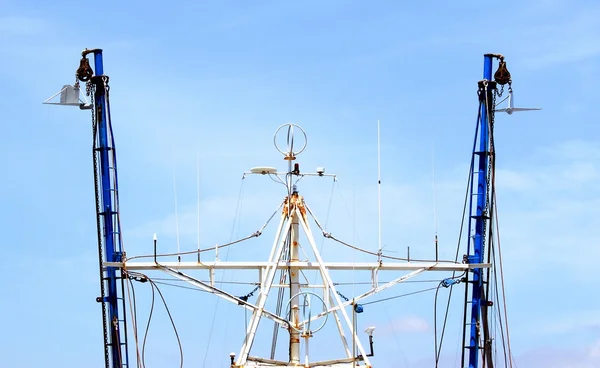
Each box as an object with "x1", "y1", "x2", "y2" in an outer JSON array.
[
  {"x1": 465, "y1": 54, "x2": 494, "y2": 368},
  {"x1": 92, "y1": 50, "x2": 127, "y2": 368},
  {"x1": 441, "y1": 278, "x2": 459, "y2": 288}
]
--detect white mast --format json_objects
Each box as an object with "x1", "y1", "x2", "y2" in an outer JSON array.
[
  {"x1": 286, "y1": 126, "x2": 301, "y2": 364},
  {"x1": 173, "y1": 167, "x2": 181, "y2": 262},
  {"x1": 197, "y1": 152, "x2": 201, "y2": 262},
  {"x1": 377, "y1": 120, "x2": 382, "y2": 260}
]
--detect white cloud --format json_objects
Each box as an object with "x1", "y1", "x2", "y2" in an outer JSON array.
[
  {"x1": 590, "y1": 340, "x2": 600, "y2": 358},
  {"x1": 514, "y1": 341, "x2": 600, "y2": 368},
  {"x1": 382, "y1": 315, "x2": 430, "y2": 334},
  {"x1": 497, "y1": 140, "x2": 600, "y2": 194}
]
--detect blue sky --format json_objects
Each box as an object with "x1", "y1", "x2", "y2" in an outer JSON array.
[{"x1": 1, "y1": 0, "x2": 600, "y2": 367}]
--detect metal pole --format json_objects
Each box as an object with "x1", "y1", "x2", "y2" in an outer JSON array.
[
  {"x1": 92, "y1": 49, "x2": 123, "y2": 368},
  {"x1": 289, "y1": 198, "x2": 301, "y2": 364},
  {"x1": 466, "y1": 54, "x2": 493, "y2": 368}
]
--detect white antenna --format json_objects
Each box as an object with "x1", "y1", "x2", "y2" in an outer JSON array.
[
  {"x1": 173, "y1": 167, "x2": 181, "y2": 262},
  {"x1": 377, "y1": 120, "x2": 382, "y2": 260},
  {"x1": 197, "y1": 152, "x2": 201, "y2": 263},
  {"x1": 432, "y1": 143, "x2": 439, "y2": 261}
]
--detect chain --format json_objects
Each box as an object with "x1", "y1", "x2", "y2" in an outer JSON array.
[
  {"x1": 90, "y1": 79, "x2": 111, "y2": 368},
  {"x1": 336, "y1": 291, "x2": 349, "y2": 302},
  {"x1": 497, "y1": 84, "x2": 504, "y2": 98},
  {"x1": 86, "y1": 80, "x2": 92, "y2": 98},
  {"x1": 102, "y1": 75, "x2": 110, "y2": 93},
  {"x1": 239, "y1": 285, "x2": 261, "y2": 302},
  {"x1": 481, "y1": 84, "x2": 497, "y2": 258}
]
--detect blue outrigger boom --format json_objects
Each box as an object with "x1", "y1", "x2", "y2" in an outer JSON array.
[
  {"x1": 76, "y1": 49, "x2": 129, "y2": 368},
  {"x1": 462, "y1": 53, "x2": 512, "y2": 368}
]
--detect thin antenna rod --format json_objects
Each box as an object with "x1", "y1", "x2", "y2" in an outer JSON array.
[
  {"x1": 173, "y1": 167, "x2": 181, "y2": 262},
  {"x1": 433, "y1": 143, "x2": 439, "y2": 261},
  {"x1": 197, "y1": 152, "x2": 201, "y2": 263},
  {"x1": 377, "y1": 120, "x2": 382, "y2": 258}
]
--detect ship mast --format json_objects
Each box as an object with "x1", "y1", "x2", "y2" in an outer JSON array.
[
  {"x1": 283, "y1": 125, "x2": 302, "y2": 364},
  {"x1": 44, "y1": 49, "x2": 130, "y2": 368},
  {"x1": 46, "y1": 50, "x2": 517, "y2": 368},
  {"x1": 461, "y1": 53, "x2": 512, "y2": 368}
]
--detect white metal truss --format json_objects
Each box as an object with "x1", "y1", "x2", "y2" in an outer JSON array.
[{"x1": 108, "y1": 261, "x2": 486, "y2": 272}]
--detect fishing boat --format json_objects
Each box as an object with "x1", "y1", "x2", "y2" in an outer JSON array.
[{"x1": 46, "y1": 50, "x2": 535, "y2": 368}]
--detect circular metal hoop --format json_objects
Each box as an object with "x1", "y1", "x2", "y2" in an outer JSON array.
[
  {"x1": 273, "y1": 123, "x2": 307, "y2": 158},
  {"x1": 285, "y1": 291, "x2": 328, "y2": 334}
]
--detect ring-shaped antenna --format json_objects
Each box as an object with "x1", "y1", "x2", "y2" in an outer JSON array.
[
  {"x1": 285, "y1": 291, "x2": 328, "y2": 333},
  {"x1": 274, "y1": 123, "x2": 307, "y2": 159}
]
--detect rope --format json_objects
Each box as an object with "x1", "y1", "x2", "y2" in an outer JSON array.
[
  {"x1": 149, "y1": 279, "x2": 184, "y2": 368},
  {"x1": 434, "y1": 272, "x2": 465, "y2": 366},
  {"x1": 125, "y1": 274, "x2": 142, "y2": 367},
  {"x1": 127, "y1": 271, "x2": 184, "y2": 368},
  {"x1": 141, "y1": 275, "x2": 155, "y2": 368}
]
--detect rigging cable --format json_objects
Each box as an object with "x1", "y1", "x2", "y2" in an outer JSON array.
[
  {"x1": 490, "y1": 244, "x2": 507, "y2": 368},
  {"x1": 437, "y1": 101, "x2": 483, "y2": 366},
  {"x1": 459, "y1": 95, "x2": 486, "y2": 368},
  {"x1": 316, "y1": 178, "x2": 337, "y2": 262},
  {"x1": 148, "y1": 277, "x2": 259, "y2": 286},
  {"x1": 202, "y1": 176, "x2": 246, "y2": 367},
  {"x1": 482, "y1": 108, "x2": 497, "y2": 367},
  {"x1": 104, "y1": 75, "x2": 125, "y2": 256},
  {"x1": 141, "y1": 274, "x2": 155, "y2": 368},
  {"x1": 90, "y1": 83, "x2": 110, "y2": 368},
  {"x1": 305, "y1": 203, "x2": 459, "y2": 264},
  {"x1": 149, "y1": 278, "x2": 184, "y2": 368},
  {"x1": 270, "y1": 267, "x2": 288, "y2": 359},
  {"x1": 104, "y1": 78, "x2": 134, "y2": 367},
  {"x1": 479, "y1": 79, "x2": 496, "y2": 367},
  {"x1": 493, "y1": 190, "x2": 514, "y2": 367},
  {"x1": 361, "y1": 286, "x2": 438, "y2": 306},
  {"x1": 382, "y1": 305, "x2": 410, "y2": 367},
  {"x1": 125, "y1": 273, "x2": 142, "y2": 367},
  {"x1": 128, "y1": 271, "x2": 184, "y2": 368},
  {"x1": 433, "y1": 273, "x2": 465, "y2": 367},
  {"x1": 124, "y1": 201, "x2": 283, "y2": 262},
  {"x1": 153, "y1": 280, "x2": 211, "y2": 293}
]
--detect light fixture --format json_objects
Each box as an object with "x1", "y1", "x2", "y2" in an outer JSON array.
[
  {"x1": 365, "y1": 326, "x2": 376, "y2": 357},
  {"x1": 43, "y1": 84, "x2": 91, "y2": 109},
  {"x1": 229, "y1": 352, "x2": 236, "y2": 365}
]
